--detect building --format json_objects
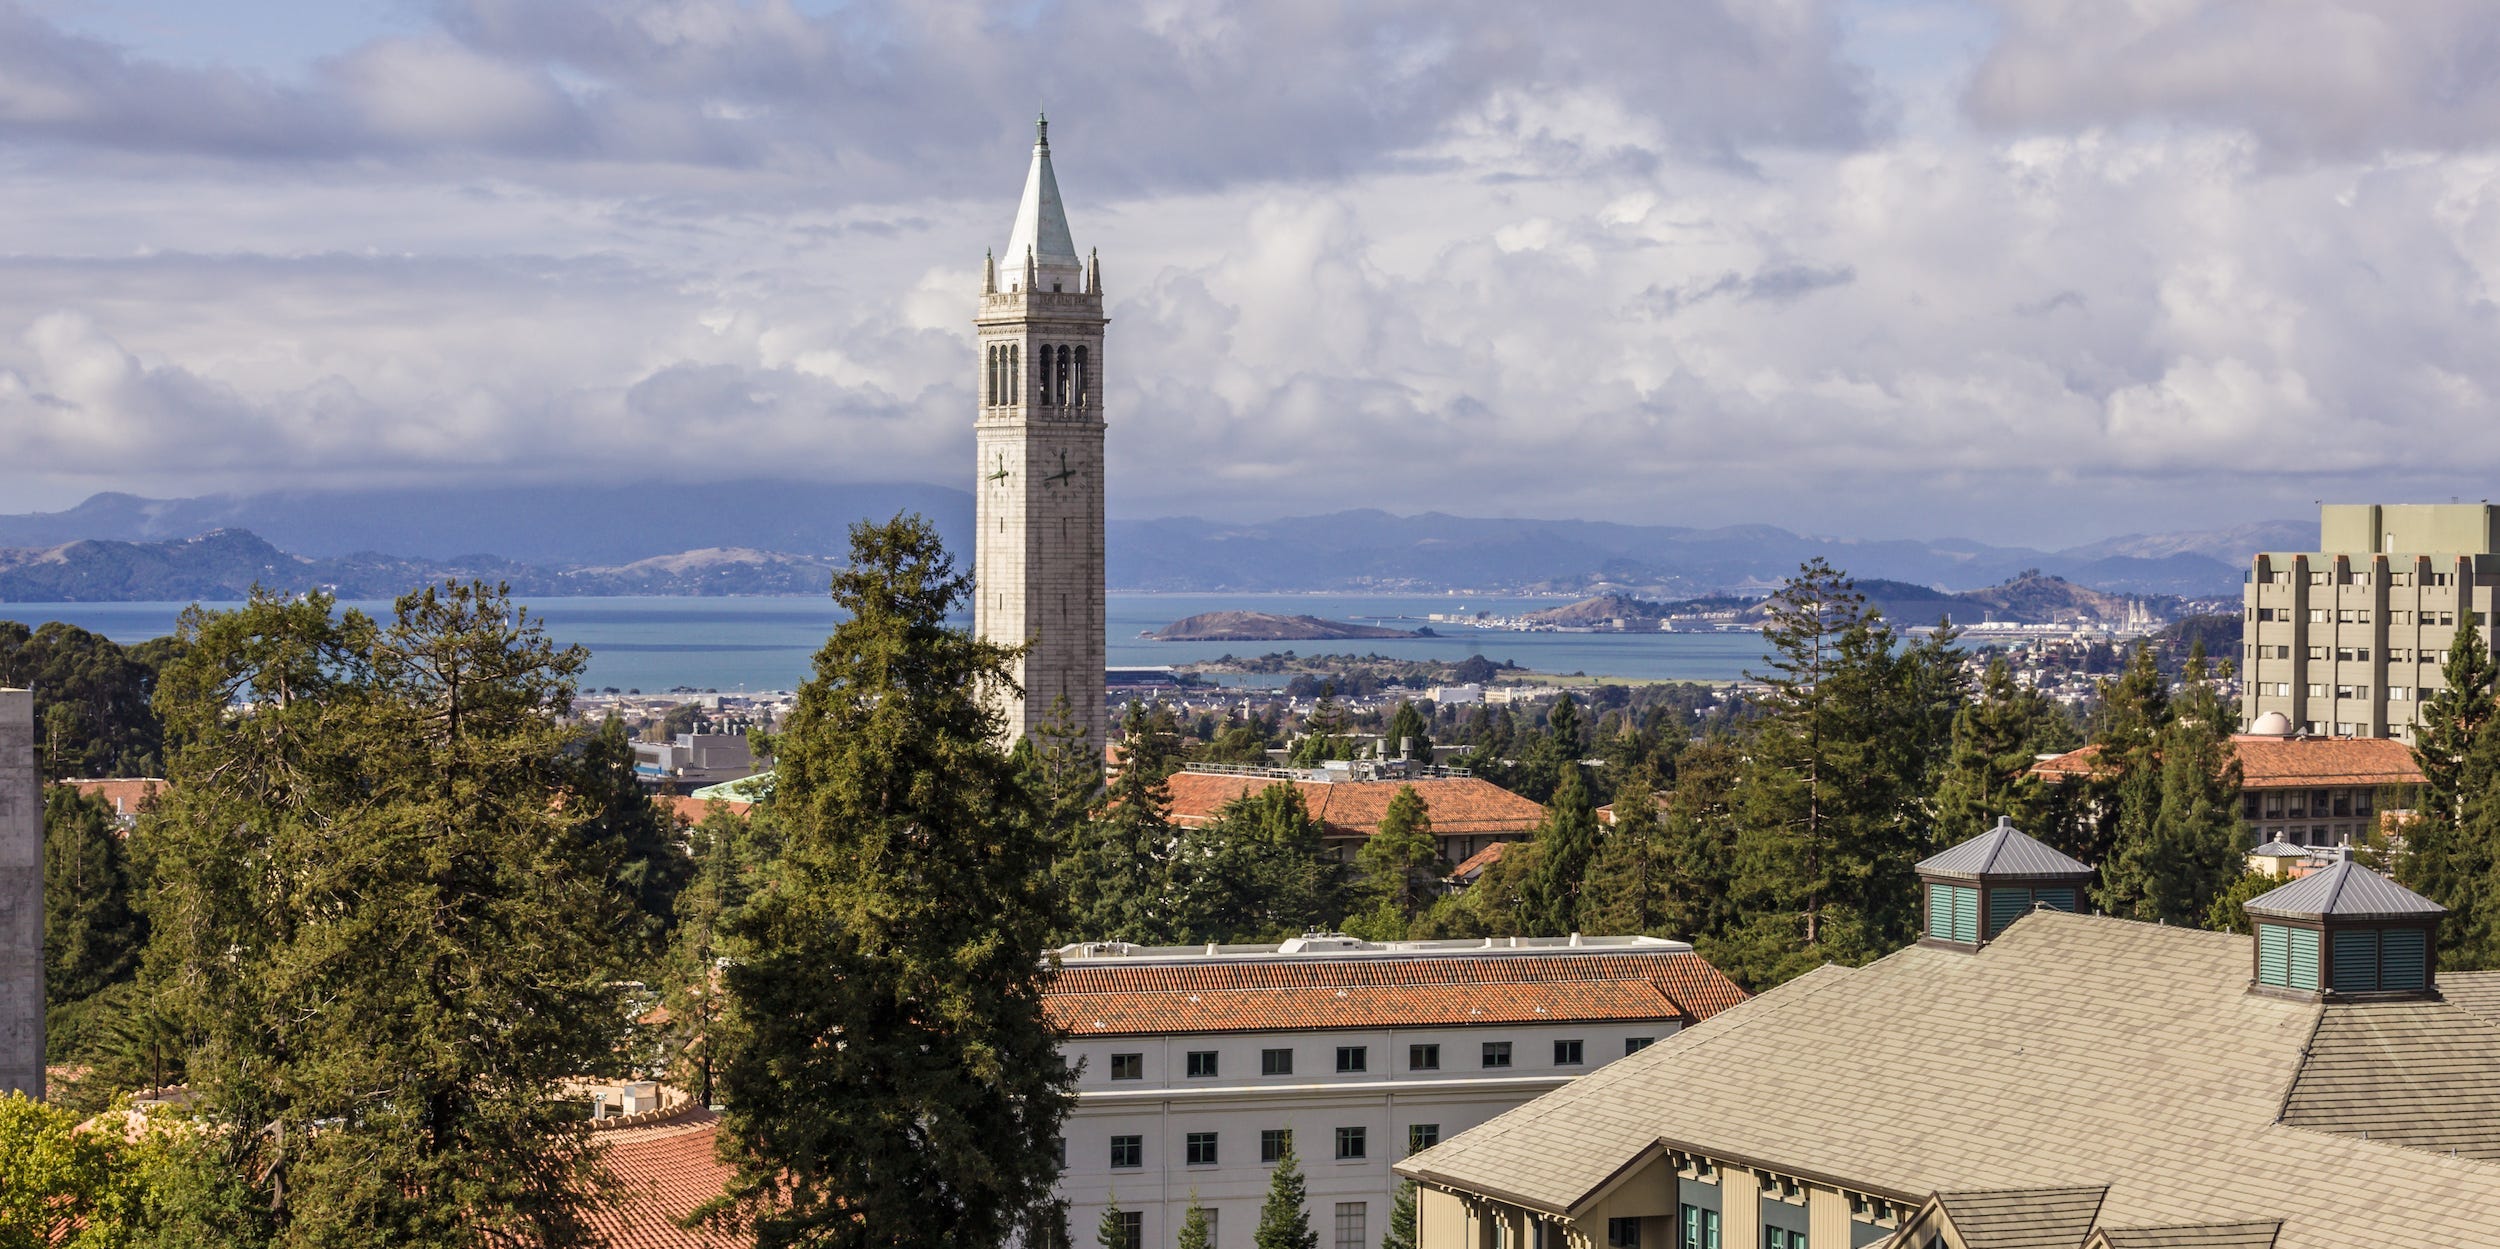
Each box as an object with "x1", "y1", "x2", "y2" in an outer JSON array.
[
  {"x1": 64, "y1": 777, "x2": 165, "y2": 828},
  {"x1": 1396, "y1": 822, "x2": 2500, "y2": 1249},
  {"x1": 1048, "y1": 934, "x2": 1746, "y2": 1249},
  {"x1": 1, "y1": 688, "x2": 37, "y2": 1099},
  {"x1": 2241, "y1": 503, "x2": 2500, "y2": 739},
  {"x1": 2030, "y1": 717, "x2": 2423, "y2": 849},
  {"x1": 1163, "y1": 763, "x2": 1548, "y2": 866},
  {"x1": 631, "y1": 732, "x2": 757, "y2": 793},
  {"x1": 581, "y1": 1098, "x2": 740, "y2": 1249},
  {"x1": 976, "y1": 114, "x2": 1109, "y2": 761}
]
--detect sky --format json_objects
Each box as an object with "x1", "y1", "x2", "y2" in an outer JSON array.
[{"x1": 3, "y1": 0, "x2": 2500, "y2": 549}]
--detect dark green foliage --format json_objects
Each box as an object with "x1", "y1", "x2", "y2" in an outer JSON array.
[
  {"x1": 1518, "y1": 767, "x2": 1600, "y2": 935},
  {"x1": 42, "y1": 786, "x2": 141, "y2": 1016},
  {"x1": 704, "y1": 516, "x2": 1071, "y2": 1249},
  {"x1": 1178, "y1": 1193, "x2": 1214, "y2": 1249},
  {"x1": 1289, "y1": 691, "x2": 1357, "y2": 765},
  {"x1": 143, "y1": 582, "x2": 631, "y2": 1246},
  {"x1": 1168, "y1": 783, "x2": 1339, "y2": 941},
  {"x1": 1654, "y1": 740, "x2": 1743, "y2": 943},
  {"x1": 1384, "y1": 701, "x2": 1433, "y2": 762},
  {"x1": 0, "y1": 620, "x2": 178, "y2": 780},
  {"x1": 1059, "y1": 705, "x2": 1175, "y2": 943},
  {"x1": 1254, "y1": 1136, "x2": 1318, "y2": 1249},
  {"x1": 2204, "y1": 871, "x2": 2280, "y2": 934},
  {"x1": 1580, "y1": 767, "x2": 1669, "y2": 936},
  {"x1": 2403, "y1": 615, "x2": 2500, "y2": 965},
  {"x1": 573, "y1": 715, "x2": 694, "y2": 966},
  {"x1": 1546, "y1": 692, "x2": 1585, "y2": 758},
  {"x1": 1933, "y1": 657, "x2": 2075, "y2": 845},
  {"x1": 1384, "y1": 1180, "x2": 1418, "y2": 1249},
  {"x1": 657, "y1": 803, "x2": 774, "y2": 1106},
  {"x1": 2094, "y1": 648, "x2": 2245, "y2": 926},
  {"x1": 1352, "y1": 785, "x2": 1441, "y2": 934}
]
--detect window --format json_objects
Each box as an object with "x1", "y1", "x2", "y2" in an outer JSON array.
[
  {"x1": 1408, "y1": 1123, "x2": 1440, "y2": 1154},
  {"x1": 1336, "y1": 1045, "x2": 1367, "y2": 1073},
  {"x1": 1110, "y1": 1135, "x2": 1142, "y2": 1169},
  {"x1": 2274, "y1": 645, "x2": 2291, "y2": 659},
  {"x1": 2307, "y1": 645, "x2": 2326, "y2": 660},
  {"x1": 1186, "y1": 1132, "x2": 1219, "y2": 1166},
  {"x1": 1335, "y1": 1125, "x2": 1367, "y2": 1160},
  {"x1": 2307, "y1": 683, "x2": 2326, "y2": 698},
  {"x1": 1554, "y1": 1039, "x2": 1585, "y2": 1066},
  {"x1": 1764, "y1": 1232, "x2": 1806, "y2": 1249},
  {"x1": 1105, "y1": 1211, "x2": 1142, "y2": 1249},
  {"x1": 1109, "y1": 1053, "x2": 1143, "y2": 1081},
  {"x1": 1262, "y1": 1048, "x2": 1294, "y2": 1076},
  {"x1": 1679, "y1": 1205, "x2": 1722, "y2": 1249},
  {"x1": 1186, "y1": 1050, "x2": 1218, "y2": 1078},
  {"x1": 1608, "y1": 1218, "x2": 1642, "y2": 1249},
  {"x1": 2256, "y1": 923, "x2": 2323, "y2": 991},
  {"x1": 1409, "y1": 1043, "x2": 1441, "y2": 1071},
  {"x1": 1625, "y1": 1036, "x2": 1656, "y2": 1055},
  {"x1": 2309, "y1": 609, "x2": 2329, "y2": 623},
  {"x1": 1334, "y1": 1203, "x2": 1368, "y2": 1249},
  {"x1": 1261, "y1": 1129, "x2": 1292, "y2": 1163},
  {"x1": 1482, "y1": 1041, "x2": 1513, "y2": 1068}
]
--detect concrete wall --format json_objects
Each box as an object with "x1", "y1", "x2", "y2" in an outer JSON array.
[
  {"x1": 0, "y1": 689, "x2": 40, "y2": 1099},
  {"x1": 2320, "y1": 504, "x2": 2500, "y2": 556}
]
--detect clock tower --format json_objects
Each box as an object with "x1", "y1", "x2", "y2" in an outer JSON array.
[{"x1": 975, "y1": 114, "x2": 1107, "y2": 759}]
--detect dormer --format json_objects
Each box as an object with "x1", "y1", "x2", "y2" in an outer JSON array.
[
  {"x1": 2242, "y1": 850, "x2": 2445, "y2": 999},
  {"x1": 1915, "y1": 816, "x2": 2096, "y2": 950}
]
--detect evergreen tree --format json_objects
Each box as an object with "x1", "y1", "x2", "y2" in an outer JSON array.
[
  {"x1": 144, "y1": 583, "x2": 630, "y2": 1246},
  {"x1": 1517, "y1": 767, "x2": 1599, "y2": 935},
  {"x1": 1168, "y1": 784, "x2": 1338, "y2": 941},
  {"x1": 1385, "y1": 701, "x2": 1433, "y2": 762},
  {"x1": 572, "y1": 714, "x2": 694, "y2": 966},
  {"x1": 1290, "y1": 691, "x2": 1356, "y2": 765},
  {"x1": 1063, "y1": 704, "x2": 1179, "y2": 942},
  {"x1": 1383, "y1": 1180, "x2": 1418, "y2": 1249},
  {"x1": 657, "y1": 803, "x2": 766, "y2": 1107},
  {"x1": 1932, "y1": 657, "x2": 2074, "y2": 845},
  {"x1": 1580, "y1": 767, "x2": 1668, "y2": 935},
  {"x1": 2203, "y1": 871, "x2": 2280, "y2": 934},
  {"x1": 2096, "y1": 649, "x2": 2244, "y2": 925},
  {"x1": 1178, "y1": 1192, "x2": 1215, "y2": 1249},
  {"x1": 1254, "y1": 1136, "x2": 1318, "y2": 1249},
  {"x1": 705, "y1": 517, "x2": 1071, "y2": 1249},
  {"x1": 41, "y1": 785, "x2": 141, "y2": 1013},
  {"x1": 1546, "y1": 692, "x2": 1585, "y2": 758},
  {"x1": 1656, "y1": 740, "x2": 1743, "y2": 943},
  {"x1": 1354, "y1": 785, "x2": 1441, "y2": 926},
  {"x1": 1098, "y1": 1194, "x2": 1131, "y2": 1249},
  {"x1": 2403, "y1": 615, "x2": 2500, "y2": 961}
]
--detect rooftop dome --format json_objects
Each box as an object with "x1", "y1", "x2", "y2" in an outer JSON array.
[{"x1": 2249, "y1": 710, "x2": 2295, "y2": 737}]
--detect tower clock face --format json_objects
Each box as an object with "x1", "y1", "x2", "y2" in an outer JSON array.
[
  {"x1": 988, "y1": 453, "x2": 1011, "y2": 486},
  {"x1": 1043, "y1": 449, "x2": 1082, "y2": 488}
]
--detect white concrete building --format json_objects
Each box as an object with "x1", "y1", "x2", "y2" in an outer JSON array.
[{"x1": 1045, "y1": 935, "x2": 1746, "y2": 1249}]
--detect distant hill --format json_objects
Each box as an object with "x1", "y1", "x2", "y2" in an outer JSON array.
[
  {"x1": 1149, "y1": 611, "x2": 1424, "y2": 642},
  {"x1": 1522, "y1": 571, "x2": 2182, "y2": 631}
]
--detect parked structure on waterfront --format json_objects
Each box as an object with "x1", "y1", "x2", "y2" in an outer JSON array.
[
  {"x1": 1048, "y1": 934, "x2": 1746, "y2": 1249},
  {"x1": 2242, "y1": 503, "x2": 2500, "y2": 739}
]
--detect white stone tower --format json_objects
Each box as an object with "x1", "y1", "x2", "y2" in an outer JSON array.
[
  {"x1": 0, "y1": 688, "x2": 40, "y2": 1100},
  {"x1": 976, "y1": 114, "x2": 1107, "y2": 759}
]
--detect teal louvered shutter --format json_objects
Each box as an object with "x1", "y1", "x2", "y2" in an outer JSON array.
[
  {"x1": 2034, "y1": 887, "x2": 2077, "y2": 913},
  {"x1": 2381, "y1": 928, "x2": 2429, "y2": 991},
  {"x1": 2285, "y1": 927, "x2": 2322, "y2": 991},
  {"x1": 2332, "y1": 929, "x2": 2382, "y2": 992},
  {"x1": 1987, "y1": 887, "x2": 2031, "y2": 936},
  {"x1": 1951, "y1": 886, "x2": 1978, "y2": 944},
  {"x1": 2257, "y1": 924, "x2": 2291, "y2": 986},
  {"x1": 1927, "y1": 884, "x2": 1954, "y2": 940}
]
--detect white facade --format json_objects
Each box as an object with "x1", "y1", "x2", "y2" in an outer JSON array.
[{"x1": 1051, "y1": 937, "x2": 1708, "y2": 1249}]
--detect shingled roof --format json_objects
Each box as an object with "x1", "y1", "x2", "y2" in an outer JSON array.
[{"x1": 1395, "y1": 912, "x2": 2500, "y2": 1248}]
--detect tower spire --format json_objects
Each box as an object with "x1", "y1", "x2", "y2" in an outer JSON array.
[
  {"x1": 1037, "y1": 111, "x2": 1048, "y2": 149},
  {"x1": 983, "y1": 248, "x2": 996, "y2": 295}
]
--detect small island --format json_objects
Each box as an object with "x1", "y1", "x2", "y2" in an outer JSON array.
[{"x1": 1148, "y1": 611, "x2": 1427, "y2": 642}]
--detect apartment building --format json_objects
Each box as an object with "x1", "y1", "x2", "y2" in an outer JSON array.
[
  {"x1": 1046, "y1": 934, "x2": 1746, "y2": 1249},
  {"x1": 2242, "y1": 503, "x2": 2500, "y2": 739},
  {"x1": 1397, "y1": 822, "x2": 2500, "y2": 1249}
]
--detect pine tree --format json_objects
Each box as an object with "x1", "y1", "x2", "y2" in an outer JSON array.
[
  {"x1": 657, "y1": 803, "x2": 765, "y2": 1107},
  {"x1": 1255, "y1": 1136, "x2": 1319, "y2": 1249},
  {"x1": 1656, "y1": 739, "x2": 1743, "y2": 944},
  {"x1": 1061, "y1": 703, "x2": 1177, "y2": 943},
  {"x1": 1580, "y1": 767, "x2": 1667, "y2": 935},
  {"x1": 1547, "y1": 692, "x2": 1585, "y2": 758},
  {"x1": 1932, "y1": 656, "x2": 2073, "y2": 846},
  {"x1": 572, "y1": 714, "x2": 694, "y2": 967},
  {"x1": 1098, "y1": 1194, "x2": 1131, "y2": 1249},
  {"x1": 1517, "y1": 766, "x2": 1599, "y2": 935},
  {"x1": 1178, "y1": 1192, "x2": 1215, "y2": 1249},
  {"x1": 2096, "y1": 649, "x2": 2243, "y2": 925},
  {"x1": 705, "y1": 517, "x2": 1072, "y2": 1248},
  {"x1": 41, "y1": 785, "x2": 141, "y2": 1012},
  {"x1": 1168, "y1": 784, "x2": 1338, "y2": 941},
  {"x1": 1382, "y1": 1180, "x2": 1418, "y2": 1249},
  {"x1": 1355, "y1": 785, "x2": 1441, "y2": 925},
  {"x1": 143, "y1": 583, "x2": 631, "y2": 1246},
  {"x1": 1385, "y1": 701, "x2": 1433, "y2": 762},
  {"x1": 2403, "y1": 615, "x2": 2500, "y2": 960}
]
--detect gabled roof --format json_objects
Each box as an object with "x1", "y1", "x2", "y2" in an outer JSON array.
[
  {"x1": 1450, "y1": 841, "x2": 1509, "y2": 881},
  {"x1": 2242, "y1": 858, "x2": 2445, "y2": 921},
  {"x1": 1931, "y1": 1187, "x2": 2107, "y2": 1249},
  {"x1": 2278, "y1": 999, "x2": 2500, "y2": 1157},
  {"x1": 1916, "y1": 817, "x2": 2094, "y2": 880},
  {"x1": 586, "y1": 1105, "x2": 741, "y2": 1248}
]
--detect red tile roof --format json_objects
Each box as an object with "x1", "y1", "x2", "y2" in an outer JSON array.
[
  {"x1": 657, "y1": 795, "x2": 749, "y2": 824},
  {"x1": 587, "y1": 1105, "x2": 741, "y2": 1249},
  {"x1": 2031, "y1": 737, "x2": 2425, "y2": 790},
  {"x1": 1449, "y1": 842, "x2": 1509, "y2": 881},
  {"x1": 1162, "y1": 773, "x2": 1544, "y2": 839},
  {"x1": 63, "y1": 778, "x2": 166, "y2": 818},
  {"x1": 1046, "y1": 951, "x2": 1747, "y2": 1037}
]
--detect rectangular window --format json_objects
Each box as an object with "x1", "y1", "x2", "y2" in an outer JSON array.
[
  {"x1": 1408, "y1": 1123, "x2": 1440, "y2": 1154},
  {"x1": 1107, "y1": 1211, "x2": 1142, "y2": 1249},
  {"x1": 1482, "y1": 1041, "x2": 1513, "y2": 1069},
  {"x1": 2307, "y1": 645, "x2": 2326, "y2": 660},
  {"x1": 1261, "y1": 1129, "x2": 1292, "y2": 1163},
  {"x1": 1335, "y1": 1125, "x2": 1367, "y2": 1160},
  {"x1": 1186, "y1": 1132, "x2": 1219, "y2": 1166},
  {"x1": 1186, "y1": 1050, "x2": 1218, "y2": 1078},
  {"x1": 1608, "y1": 1218, "x2": 1643, "y2": 1249},
  {"x1": 1680, "y1": 1205, "x2": 1722, "y2": 1249},
  {"x1": 1109, "y1": 1053, "x2": 1143, "y2": 1081},
  {"x1": 1262, "y1": 1048, "x2": 1294, "y2": 1076},
  {"x1": 2307, "y1": 683, "x2": 2326, "y2": 698},
  {"x1": 1336, "y1": 1045, "x2": 1367, "y2": 1073},
  {"x1": 1409, "y1": 1043, "x2": 1441, "y2": 1071},
  {"x1": 2310, "y1": 609, "x2": 2329, "y2": 623},
  {"x1": 1554, "y1": 1039, "x2": 1584, "y2": 1066},
  {"x1": 1110, "y1": 1135, "x2": 1142, "y2": 1169},
  {"x1": 1625, "y1": 1036, "x2": 1656, "y2": 1055},
  {"x1": 1334, "y1": 1203, "x2": 1368, "y2": 1249}
]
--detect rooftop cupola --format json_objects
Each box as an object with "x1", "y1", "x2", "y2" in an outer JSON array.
[
  {"x1": 1002, "y1": 112, "x2": 1083, "y2": 294},
  {"x1": 2242, "y1": 848, "x2": 2445, "y2": 999},
  {"x1": 1915, "y1": 816, "x2": 2095, "y2": 950}
]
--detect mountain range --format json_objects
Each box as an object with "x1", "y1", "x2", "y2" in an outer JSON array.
[{"x1": 0, "y1": 481, "x2": 2308, "y2": 601}]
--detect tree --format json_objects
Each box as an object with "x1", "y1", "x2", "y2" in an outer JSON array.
[
  {"x1": 1354, "y1": 785, "x2": 1441, "y2": 926},
  {"x1": 2204, "y1": 871, "x2": 2280, "y2": 934},
  {"x1": 1291, "y1": 690, "x2": 1357, "y2": 765},
  {"x1": 573, "y1": 715, "x2": 694, "y2": 967},
  {"x1": 1581, "y1": 767, "x2": 1668, "y2": 935},
  {"x1": 2095, "y1": 647, "x2": 2244, "y2": 926},
  {"x1": 1546, "y1": 692, "x2": 1585, "y2": 758},
  {"x1": 1517, "y1": 766, "x2": 1600, "y2": 935},
  {"x1": 1384, "y1": 701, "x2": 1433, "y2": 762},
  {"x1": 1254, "y1": 1135, "x2": 1318, "y2": 1249},
  {"x1": 657, "y1": 803, "x2": 769, "y2": 1108},
  {"x1": 705, "y1": 517, "x2": 1072, "y2": 1249},
  {"x1": 2403, "y1": 615, "x2": 2500, "y2": 961},
  {"x1": 1382, "y1": 1180, "x2": 1418, "y2": 1249},
  {"x1": 0, "y1": 1091, "x2": 238, "y2": 1245},
  {"x1": 1178, "y1": 1193, "x2": 1215, "y2": 1249},
  {"x1": 143, "y1": 583, "x2": 631, "y2": 1246},
  {"x1": 1932, "y1": 657, "x2": 2074, "y2": 845},
  {"x1": 0, "y1": 620, "x2": 179, "y2": 780},
  {"x1": 1098, "y1": 1194, "x2": 1131, "y2": 1249},
  {"x1": 1168, "y1": 783, "x2": 1339, "y2": 942},
  {"x1": 1061, "y1": 703, "x2": 1176, "y2": 943},
  {"x1": 42, "y1": 785, "x2": 141, "y2": 1016}
]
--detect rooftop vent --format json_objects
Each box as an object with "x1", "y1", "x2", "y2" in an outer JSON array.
[
  {"x1": 1914, "y1": 816, "x2": 2095, "y2": 950},
  {"x1": 2242, "y1": 848, "x2": 2445, "y2": 999}
]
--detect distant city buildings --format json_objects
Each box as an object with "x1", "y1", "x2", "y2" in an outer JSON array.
[
  {"x1": 2242, "y1": 503, "x2": 2500, "y2": 739},
  {"x1": 631, "y1": 732, "x2": 759, "y2": 793}
]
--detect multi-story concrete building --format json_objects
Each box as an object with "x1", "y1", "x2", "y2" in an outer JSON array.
[
  {"x1": 2242, "y1": 503, "x2": 2500, "y2": 739},
  {"x1": 630, "y1": 731, "x2": 757, "y2": 793},
  {"x1": 976, "y1": 114, "x2": 1108, "y2": 759},
  {"x1": 1045, "y1": 935, "x2": 1746, "y2": 1249},
  {"x1": 1399, "y1": 825, "x2": 2500, "y2": 1249}
]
